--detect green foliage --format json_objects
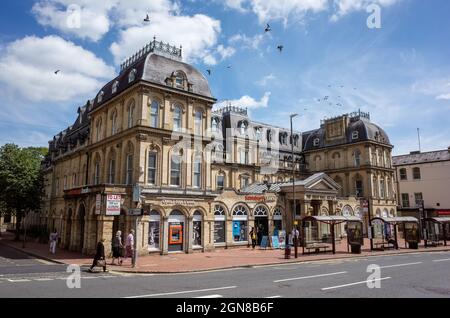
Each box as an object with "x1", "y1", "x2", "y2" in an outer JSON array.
[{"x1": 0, "y1": 143, "x2": 46, "y2": 218}]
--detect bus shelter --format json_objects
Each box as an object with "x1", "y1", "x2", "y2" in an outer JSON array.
[
  {"x1": 301, "y1": 215, "x2": 363, "y2": 255},
  {"x1": 370, "y1": 217, "x2": 420, "y2": 251},
  {"x1": 424, "y1": 217, "x2": 450, "y2": 247}
]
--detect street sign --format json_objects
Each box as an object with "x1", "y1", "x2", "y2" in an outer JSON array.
[{"x1": 128, "y1": 208, "x2": 143, "y2": 216}]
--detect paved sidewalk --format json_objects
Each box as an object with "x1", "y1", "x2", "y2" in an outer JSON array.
[{"x1": 1, "y1": 233, "x2": 449, "y2": 273}]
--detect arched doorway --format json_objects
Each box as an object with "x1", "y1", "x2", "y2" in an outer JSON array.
[
  {"x1": 193, "y1": 211, "x2": 203, "y2": 248},
  {"x1": 168, "y1": 210, "x2": 185, "y2": 252},
  {"x1": 254, "y1": 205, "x2": 269, "y2": 245},
  {"x1": 112, "y1": 209, "x2": 126, "y2": 245},
  {"x1": 77, "y1": 205, "x2": 86, "y2": 252},
  {"x1": 65, "y1": 209, "x2": 72, "y2": 249}
]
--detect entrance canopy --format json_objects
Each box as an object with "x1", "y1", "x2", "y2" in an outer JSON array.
[
  {"x1": 425, "y1": 217, "x2": 450, "y2": 224},
  {"x1": 371, "y1": 216, "x2": 419, "y2": 224},
  {"x1": 302, "y1": 215, "x2": 362, "y2": 225}
]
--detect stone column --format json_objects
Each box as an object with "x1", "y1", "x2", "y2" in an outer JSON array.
[
  {"x1": 137, "y1": 215, "x2": 150, "y2": 256},
  {"x1": 161, "y1": 216, "x2": 169, "y2": 255},
  {"x1": 187, "y1": 216, "x2": 194, "y2": 254},
  {"x1": 97, "y1": 215, "x2": 115, "y2": 257}
]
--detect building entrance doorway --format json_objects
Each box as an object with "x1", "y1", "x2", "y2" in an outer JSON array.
[
  {"x1": 168, "y1": 210, "x2": 185, "y2": 252},
  {"x1": 254, "y1": 217, "x2": 269, "y2": 245}
]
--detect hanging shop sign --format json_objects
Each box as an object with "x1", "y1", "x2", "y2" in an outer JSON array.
[{"x1": 106, "y1": 194, "x2": 121, "y2": 216}]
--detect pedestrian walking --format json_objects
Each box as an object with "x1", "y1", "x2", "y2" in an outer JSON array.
[
  {"x1": 89, "y1": 239, "x2": 108, "y2": 273},
  {"x1": 49, "y1": 229, "x2": 58, "y2": 254},
  {"x1": 123, "y1": 229, "x2": 135, "y2": 265},
  {"x1": 111, "y1": 230, "x2": 123, "y2": 265},
  {"x1": 250, "y1": 227, "x2": 257, "y2": 249}
]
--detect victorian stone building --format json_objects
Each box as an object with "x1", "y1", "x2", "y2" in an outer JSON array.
[{"x1": 40, "y1": 39, "x2": 397, "y2": 256}]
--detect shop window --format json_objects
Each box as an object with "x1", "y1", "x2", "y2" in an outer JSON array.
[
  {"x1": 193, "y1": 211, "x2": 202, "y2": 247},
  {"x1": 214, "y1": 205, "x2": 226, "y2": 244},
  {"x1": 232, "y1": 205, "x2": 248, "y2": 242},
  {"x1": 148, "y1": 211, "x2": 160, "y2": 250}
]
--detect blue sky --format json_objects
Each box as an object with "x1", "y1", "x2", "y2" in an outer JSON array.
[{"x1": 0, "y1": 0, "x2": 449, "y2": 155}]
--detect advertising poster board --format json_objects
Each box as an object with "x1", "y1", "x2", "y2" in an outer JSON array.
[
  {"x1": 271, "y1": 236, "x2": 280, "y2": 249},
  {"x1": 347, "y1": 221, "x2": 364, "y2": 245},
  {"x1": 106, "y1": 194, "x2": 121, "y2": 216},
  {"x1": 260, "y1": 236, "x2": 269, "y2": 249},
  {"x1": 278, "y1": 231, "x2": 286, "y2": 248}
]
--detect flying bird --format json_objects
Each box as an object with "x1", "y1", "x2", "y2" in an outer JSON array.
[
  {"x1": 144, "y1": 14, "x2": 150, "y2": 22},
  {"x1": 206, "y1": 69, "x2": 211, "y2": 76},
  {"x1": 265, "y1": 24, "x2": 271, "y2": 32},
  {"x1": 227, "y1": 65, "x2": 232, "y2": 69},
  {"x1": 277, "y1": 45, "x2": 284, "y2": 53},
  {"x1": 54, "y1": 70, "x2": 60, "y2": 75}
]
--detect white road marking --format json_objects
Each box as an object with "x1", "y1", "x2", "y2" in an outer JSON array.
[
  {"x1": 7, "y1": 279, "x2": 31, "y2": 282},
  {"x1": 34, "y1": 278, "x2": 54, "y2": 281},
  {"x1": 81, "y1": 276, "x2": 98, "y2": 279},
  {"x1": 433, "y1": 258, "x2": 450, "y2": 262},
  {"x1": 274, "y1": 271, "x2": 347, "y2": 283},
  {"x1": 266, "y1": 295, "x2": 282, "y2": 298},
  {"x1": 379, "y1": 262, "x2": 422, "y2": 269},
  {"x1": 124, "y1": 286, "x2": 238, "y2": 298},
  {"x1": 321, "y1": 277, "x2": 391, "y2": 291},
  {"x1": 195, "y1": 294, "x2": 223, "y2": 298},
  {"x1": 100, "y1": 275, "x2": 117, "y2": 278}
]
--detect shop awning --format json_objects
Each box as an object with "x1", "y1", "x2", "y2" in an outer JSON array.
[
  {"x1": 302, "y1": 215, "x2": 362, "y2": 225},
  {"x1": 425, "y1": 217, "x2": 450, "y2": 224},
  {"x1": 372, "y1": 216, "x2": 419, "y2": 224}
]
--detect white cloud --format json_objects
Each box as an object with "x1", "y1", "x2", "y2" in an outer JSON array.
[
  {"x1": 0, "y1": 35, "x2": 115, "y2": 102},
  {"x1": 436, "y1": 93, "x2": 450, "y2": 100},
  {"x1": 223, "y1": 0, "x2": 401, "y2": 25},
  {"x1": 229, "y1": 33, "x2": 265, "y2": 50},
  {"x1": 110, "y1": 13, "x2": 221, "y2": 65},
  {"x1": 215, "y1": 92, "x2": 271, "y2": 110},
  {"x1": 256, "y1": 74, "x2": 277, "y2": 86},
  {"x1": 217, "y1": 45, "x2": 236, "y2": 60}
]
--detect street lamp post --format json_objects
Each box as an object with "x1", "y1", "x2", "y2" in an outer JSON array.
[{"x1": 290, "y1": 114, "x2": 298, "y2": 258}]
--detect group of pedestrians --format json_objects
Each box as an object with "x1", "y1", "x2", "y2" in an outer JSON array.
[{"x1": 47, "y1": 228, "x2": 136, "y2": 273}]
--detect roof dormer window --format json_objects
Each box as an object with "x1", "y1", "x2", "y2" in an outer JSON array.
[
  {"x1": 128, "y1": 68, "x2": 137, "y2": 83},
  {"x1": 313, "y1": 138, "x2": 320, "y2": 147},
  {"x1": 97, "y1": 91, "x2": 104, "y2": 104},
  {"x1": 239, "y1": 121, "x2": 248, "y2": 135},
  {"x1": 352, "y1": 131, "x2": 359, "y2": 140},
  {"x1": 112, "y1": 81, "x2": 119, "y2": 94}
]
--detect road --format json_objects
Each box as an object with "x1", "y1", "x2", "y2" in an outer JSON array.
[{"x1": 0, "y1": 244, "x2": 449, "y2": 298}]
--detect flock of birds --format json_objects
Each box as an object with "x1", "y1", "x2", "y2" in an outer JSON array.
[{"x1": 53, "y1": 14, "x2": 360, "y2": 112}]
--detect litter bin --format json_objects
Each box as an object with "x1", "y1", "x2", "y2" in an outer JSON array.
[
  {"x1": 350, "y1": 244, "x2": 362, "y2": 254},
  {"x1": 284, "y1": 245, "x2": 291, "y2": 259},
  {"x1": 408, "y1": 242, "x2": 419, "y2": 249}
]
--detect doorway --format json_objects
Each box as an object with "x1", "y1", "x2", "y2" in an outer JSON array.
[
  {"x1": 168, "y1": 210, "x2": 185, "y2": 252},
  {"x1": 254, "y1": 217, "x2": 269, "y2": 245}
]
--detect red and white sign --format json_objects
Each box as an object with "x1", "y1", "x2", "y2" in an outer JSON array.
[
  {"x1": 106, "y1": 194, "x2": 121, "y2": 216},
  {"x1": 437, "y1": 210, "x2": 450, "y2": 216}
]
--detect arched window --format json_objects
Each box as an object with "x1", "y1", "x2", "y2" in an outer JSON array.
[
  {"x1": 94, "y1": 160, "x2": 100, "y2": 185},
  {"x1": 149, "y1": 100, "x2": 159, "y2": 128},
  {"x1": 211, "y1": 117, "x2": 219, "y2": 132},
  {"x1": 175, "y1": 72, "x2": 185, "y2": 88},
  {"x1": 254, "y1": 206, "x2": 268, "y2": 217},
  {"x1": 193, "y1": 154, "x2": 202, "y2": 188},
  {"x1": 108, "y1": 156, "x2": 116, "y2": 184},
  {"x1": 214, "y1": 205, "x2": 226, "y2": 244},
  {"x1": 342, "y1": 205, "x2": 353, "y2": 217},
  {"x1": 239, "y1": 121, "x2": 247, "y2": 135},
  {"x1": 72, "y1": 173, "x2": 77, "y2": 187},
  {"x1": 355, "y1": 174, "x2": 364, "y2": 197},
  {"x1": 194, "y1": 110, "x2": 202, "y2": 135},
  {"x1": 267, "y1": 129, "x2": 273, "y2": 143},
  {"x1": 111, "y1": 110, "x2": 118, "y2": 135},
  {"x1": 127, "y1": 100, "x2": 135, "y2": 128},
  {"x1": 95, "y1": 118, "x2": 102, "y2": 142},
  {"x1": 232, "y1": 205, "x2": 248, "y2": 242},
  {"x1": 170, "y1": 150, "x2": 182, "y2": 186},
  {"x1": 240, "y1": 148, "x2": 249, "y2": 165},
  {"x1": 112, "y1": 81, "x2": 119, "y2": 94},
  {"x1": 173, "y1": 105, "x2": 182, "y2": 132},
  {"x1": 148, "y1": 151, "x2": 157, "y2": 185},
  {"x1": 354, "y1": 149, "x2": 361, "y2": 167},
  {"x1": 313, "y1": 138, "x2": 320, "y2": 147},
  {"x1": 379, "y1": 178, "x2": 385, "y2": 198},
  {"x1": 97, "y1": 91, "x2": 104, "y2": 104},
  {"x1": 216, "y1": 172, "x2": 225, "y2": 191},
  {"x1": 352, "y1": 131, "x2": 359, "y2": 140},
  {"x1": 128, "y1": 68, "x2": 137, "y2": 83},
  {"x1": 332, "y1": 152, "x2": 341, "y2": 169},
  {"x1": 255, "y1": 127, "x2": 262, "y2": 141}
]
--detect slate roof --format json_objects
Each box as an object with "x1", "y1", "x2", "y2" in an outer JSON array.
[{"x1": 392, "y1": 149, "x2": 450, "y2": 166}]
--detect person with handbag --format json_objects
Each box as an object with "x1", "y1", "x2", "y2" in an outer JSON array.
[
  {"x1": 89, "y1": 238, "x2": 108, "y2": 273},
  {"x1": 111, "y1": 230, "x2": 123, "y2": 265}
]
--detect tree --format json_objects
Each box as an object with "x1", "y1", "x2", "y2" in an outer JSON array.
[{"x1": 0, "y1": 144, "x2": 46, "y2": 240}]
